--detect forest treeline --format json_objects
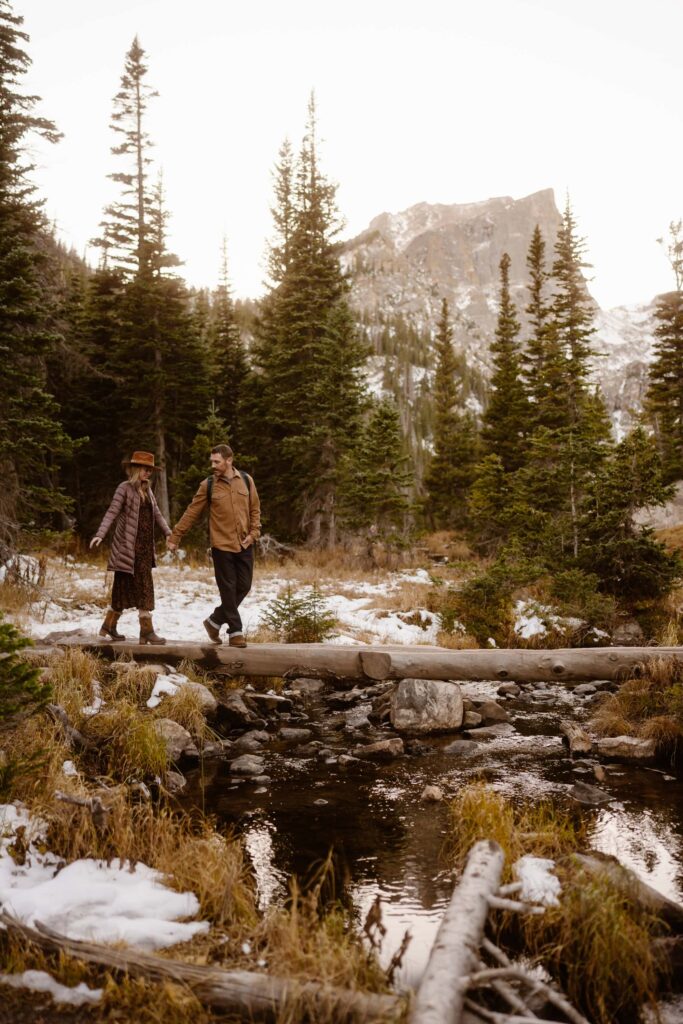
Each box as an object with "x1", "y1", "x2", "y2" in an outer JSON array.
[{"x1": 2, "y1": 3, "x2": 683, "y2": 614}]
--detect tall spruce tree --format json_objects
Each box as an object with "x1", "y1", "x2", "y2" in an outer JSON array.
[
  {"x1": 481, "y1": 253, "x2": 528, "y2": 471},
  {"x1": 209, "y1": 239, "x2": 248, "y2": 452},
  {"x1": 252, "y1": 96, "x2": 368, "y2": 544},
  {"x1": 92, "y1": 44, "x2": 208, "y2": 520},
  {"x1": 424, "y1": 299, "x2": 478, "y2": 528},
  {"x1": 339, "y1": 399, "x2": 412, "y2": 539},
  {"x1": 0, "y1": 1, "x2": 74, "y2": 551},
  {"x1": 512, "y1": 201, "x2": 612, "y2": 561},
  {"x1": 646, "y1": 221, "x2": 683, "y2": 483}
]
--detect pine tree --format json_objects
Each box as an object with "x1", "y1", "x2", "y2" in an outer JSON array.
[
  {"x1": 646, "y1": 221, "x2": 683, "y2": 483},
  {"x1": 339, "y1": 398, "x2": 413, "y2": 539},
  {"x1": 423, "y1": 299, "x2": 478, "y2": 528},
  {"x1": 251, "y1": 95, "x2": 368, "y2": 544},
  {"x1": 209, "y1": 238, "x2": 248, "y2": 452},
  {"x1": 0, "y1": 1, "x2": 74, "y2": 551},
  {"x1": 523, "y1": 225, "x2": 551, "y2": 415},
  {"x1": 0, "y1": 614, "x2": 51, "y2": 732},
  {"x1": 92, "y1": 36, "x2": 157, "y2": 274},
  {"x1": 578, "y1": 428, "x2": 680, "y2": 599},
  {"x1": 481, "y1": 253, "x2": 528, "y2": 471},
  {"x1": 512, "y1": 201, "x2": 612, "y2": 562},
  {"x1": 93, "y1": 47, "x2": 209, "y2": 520}
]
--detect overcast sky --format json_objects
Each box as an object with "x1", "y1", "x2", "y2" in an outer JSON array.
[{"x1": 21, "y1": 0, "x2": 683, "y2": 309}]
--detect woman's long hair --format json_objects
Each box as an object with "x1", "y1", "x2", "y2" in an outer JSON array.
[{"x1": 127, "y1": 466, "x2": 151, "y2": 502}]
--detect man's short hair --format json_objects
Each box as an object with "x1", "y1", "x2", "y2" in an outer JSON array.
[{"x1": 211, "y1": 444, "x2": 233, "y2": 459}]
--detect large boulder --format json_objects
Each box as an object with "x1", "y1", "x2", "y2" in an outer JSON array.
[
  {"x1": 153, "y1": 719, "x2": 199, "y2": 762},
  {"x1": 390, "y1": 679, "x2": 463, "y2": 735},
  {"x1": 594, "y1": 735, "x2": 656, "y2": 760}
]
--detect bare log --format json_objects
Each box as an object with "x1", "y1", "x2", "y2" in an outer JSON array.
[
  {"x1": 410, "y1": 839, "x2": 505, "y2": 1024},
  {"x1": 44, "y1": 638, "x2": 683, "y2": 683},
  {"x1": 0, "y1": 912, "x2": 402, "y2": 1022},
  {"x1": 570, "y1": 853, "x2": 683, "y2": 931}
]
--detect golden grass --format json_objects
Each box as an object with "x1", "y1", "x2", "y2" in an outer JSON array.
[
  {"x1": 46, "y1": 647, "x2": 104, "y2": 718},
  {"x1": 590, "y1": 657, "x2": 683, "y2": 758},
  {"x1": 435, "y1": 629, "x2": 480, "y2": 649},
  {"x1": 445, "y1": 782, "x2": 585, "y2": 882},
  {"x1": 84, "y1": 700, "x2": 170, "y2": 778},
  {"x1": 257, "y1": 866, "x2": 388, "y2": 995},
  {"x1": 518, "y1": 859, "x2": 661, "y2": 1024},
  {"x1": 160, "y1": 686, "x2": 215, "y2": 743}
]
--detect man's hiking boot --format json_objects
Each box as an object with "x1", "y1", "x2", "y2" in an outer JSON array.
[
  {"x1": 203, "y1": 618, "x2": 222, "y2": 644},
  {"x1": 139, "y1": 613, "x2": 166, "y2": 645},
  {"x1": 99, "y1": 609, "x2": 126, "y2": 641},
  {"x1": 229, "y1": 634, "x2": 247, "y2": 648}
]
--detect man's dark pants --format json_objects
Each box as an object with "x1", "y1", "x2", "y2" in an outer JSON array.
[{"x1": 210, "y1": 546, "x2": 254, "y2": 635}]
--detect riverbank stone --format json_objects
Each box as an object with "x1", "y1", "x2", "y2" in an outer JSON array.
[
  {"x1": 351, "y1": 737, "x2": 404, "y2": 760},
  {"x1": 153, "y1": 719, "x2": 199, "y2": 761},
  {"x1": 390, "y1": 679, "x2": 464, "y2": 734},
  {"x1": 444, "y1": 739, "x2": 479, "y2": 756},
  {"x1": 594, "y1": 735, "x2": 656, "y2": 761},
  {"x1": 473, "y1": 699, "x2": 510, "y2": 724},
  {"x1": 229, "y1": 754, "x2": 266, "y2": 775}
]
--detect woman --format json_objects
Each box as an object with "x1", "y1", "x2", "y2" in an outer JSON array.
[{"x1": 90, "y1": 451, "x2": 171, "y2": 645}]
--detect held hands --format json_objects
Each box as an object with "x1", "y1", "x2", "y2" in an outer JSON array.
[
  {"x1": 166, "y1": 538, "x2": 178, "y2": 552},
  {"x1": 89, "y1": 537, "x2": 102, "y2": 549}
]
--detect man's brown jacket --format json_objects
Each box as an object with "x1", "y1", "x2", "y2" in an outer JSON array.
[{"x1": 170, "y1": 470, "x2": 261, "y2": 552}]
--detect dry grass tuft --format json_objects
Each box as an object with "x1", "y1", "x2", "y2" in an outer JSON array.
[
  {"x1": 519, "y1": 859, "x2": 662, "y2": 1024},
  {"x1": 257, "y1": 862, "x2": 388, "y2": 995},
  {"x1": 590, "y1": 656, "x2": 683, "y2": 759},
  {"x1": 445, "y1": 782, "x2": 585, "y2": 882},
  {"x1": 45, "y1": 647, "x2": 104, "y2": 718},
  {"x1": 159, "y1": 686, "x2": 215, "y2": 742},
  {"x1": 435, "y1": 629, "x2": 479, "y2": 649},
  {"x1": 84, "y1": 700, "x2": 169, "y2": 779},
  {"x1": 108, "y1": 662, "x2": 159, "y2": 703}
]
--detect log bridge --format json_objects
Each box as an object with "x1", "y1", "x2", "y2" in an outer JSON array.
[{"x1": 42, "y1": 638, "x2": 683, "y2": 684}]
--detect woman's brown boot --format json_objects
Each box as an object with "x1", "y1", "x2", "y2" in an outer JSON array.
[
  {"x1": 99, "y1": 608, "x2": 126, "y2": 641},
  {"x1": 139, "y1": 612, "x2": 166, "y2": 645}
]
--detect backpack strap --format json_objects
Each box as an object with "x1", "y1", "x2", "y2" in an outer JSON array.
[{"x1": 205, "y1": 475, "x2": 214, "y2": 546}]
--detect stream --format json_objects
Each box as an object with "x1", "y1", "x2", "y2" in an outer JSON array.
[{"x1": 184, "y1": 676, "x2": 683, "y2": 999}]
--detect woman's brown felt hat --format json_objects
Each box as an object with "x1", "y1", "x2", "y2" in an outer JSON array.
[{"x1": 123, "y1": 451, "x2": 160, "y2": 471}]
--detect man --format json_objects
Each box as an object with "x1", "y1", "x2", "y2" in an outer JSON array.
[{"x1": 167, "y1": 444, "x2": 261, "y2": 647}]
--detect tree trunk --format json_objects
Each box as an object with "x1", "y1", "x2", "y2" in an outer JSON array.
[
  {"x1": 410, "y1": 840, "x2": 505, "y2": 1024},
  {"x1": 48, "y1": 639, "x2": 683, "y2": 685}
]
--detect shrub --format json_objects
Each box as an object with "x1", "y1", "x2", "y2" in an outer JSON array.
[
  {"x1": 0, "y1": 615, "x2": 51, "y2": 732},
  {"x1": 260, "y1": 584, "x2": 337, "y2": 643}
]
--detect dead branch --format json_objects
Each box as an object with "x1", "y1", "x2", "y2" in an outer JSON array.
[
  {"x1": 464, "y1": 968, "x2": 590, "y2": 1024},
  {"x1": 54, "y1": 790, "x2": 111, "y2": 831},
  {"x1": 46, "y1": 703, "x2": 93, "y2": 751},
  {"x1": 0, "y1": 912, "x2": 402, "y2": 1023}
]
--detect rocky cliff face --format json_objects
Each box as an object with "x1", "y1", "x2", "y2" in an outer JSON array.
[{"x1": 341, "y1": 190, "x2": 655, "y2": 436}]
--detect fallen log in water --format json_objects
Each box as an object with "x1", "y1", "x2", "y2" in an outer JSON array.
[
  {"x1": 0, "y1": 912, "x2": 403, "y2": 1022},
  {"x1": 410, "y1": 840, "x2": 505, "y2": 1024},
  {"x1": 37, "y1": 638, "x2": 683, "y2": 683}
]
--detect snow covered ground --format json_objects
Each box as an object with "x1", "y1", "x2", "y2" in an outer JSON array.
[
  {"x1": 15, "y1": 556, "x2": 444, "y2": 647},
  {"x1": 0, "y1": 803, "x2": 209, "y2": 953}
]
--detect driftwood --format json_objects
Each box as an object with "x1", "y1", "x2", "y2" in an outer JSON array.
[
  {"x1": 0, "y1": 912, "x2": 402, "y2": 1022},
  {"x1": 40, "y1": 640, "x2": 683, "y2": 684},
  {"x1": 571, "y1": 852, "x2": 683, "y2": 931},
  {"x1": 559, "y1": 720, "x2": 594, "y2": 756},
  {"x1": 46, "y1": 703, "x2": 93, "y2": 751},
  {"x1": 410, "y1": 840, "x2": 505, "y2": 1024}
]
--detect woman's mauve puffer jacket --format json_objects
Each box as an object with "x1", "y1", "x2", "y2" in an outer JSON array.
[{"x1": 95, "y1": 481, "x2": 171, "y2": 574}]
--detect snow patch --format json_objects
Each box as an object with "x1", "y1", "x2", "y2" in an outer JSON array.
[
  {"x1": 0, "y1": 971, "x2": 102, "y2": 1006},
  {"x1": 513, "y1": 855, "x2": 561, "y2": 907}
]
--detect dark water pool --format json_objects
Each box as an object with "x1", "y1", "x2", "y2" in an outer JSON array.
[{"x1": 185, "y1": 679, "x2": 683, "y2": 990}]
